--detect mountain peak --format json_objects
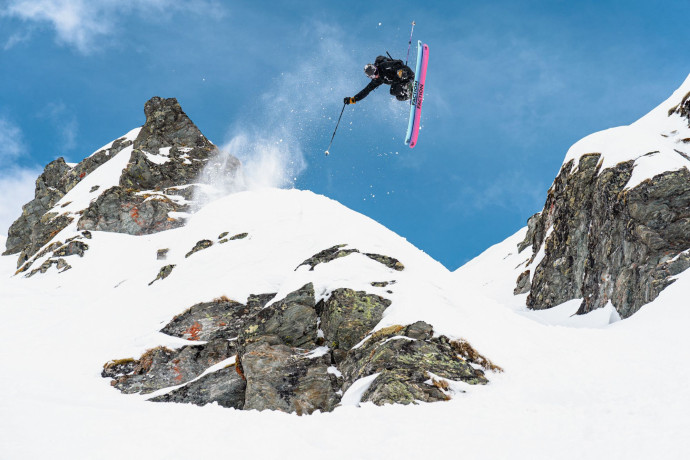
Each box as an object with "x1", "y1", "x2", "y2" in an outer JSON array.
[{"x1": 135, "y1": 96, "x2": 213, "y2": 153}]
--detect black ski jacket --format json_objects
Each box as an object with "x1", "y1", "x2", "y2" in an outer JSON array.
[{"x1": 353, "y1": 55, "x2": 414, "y2": 102}]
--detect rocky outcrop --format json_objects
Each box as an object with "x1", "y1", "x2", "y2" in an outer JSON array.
[
  {"x1": 77, "y1": 187, "x2": 186, "y2": 235},
  {"x1": 106, "y1": 338, "x2": 234, "y2": 395},
  {"x1": 149, "y1": 264, "x2": 176, "y2": 286},
  {"x1": 238, "y1": 283, "x2": 318, "y2": 351},
  {"x1": 240, "y1": 341, "x2": 341, "y2": 415},
  {"x1": 160, "y1": 294, "x2": 275, "y2": 341},
  {"x1": 3, "y1": 96, "x2": 241, "y2": 274},
  {"x1": 669, "y1": 90, "x2": 690, "y2": 121},
  {"x1": 105, "y1": 282, "x2": 497, "y2": 414},
  {"x1": 185, "y1": 239, "x2": 213, "y2": 258},
  {"x1": 3, "y1": 136, "x2": 133, "y2": 258},
  {"x1": 297, "y1": 245, "x2": 405, "y2": 272},
  {"x1": 339, "y1": 322, "x2": 488, "y2": 406},
  {"x1": 318, "y1": 288, "x2": 391, "y2": 362},
  {"x1": 149, "y1": 365, "x2": 246, "y2": 409},
  {"x1": 519, "y1": 154, "x2": 690, "y2": 319}
]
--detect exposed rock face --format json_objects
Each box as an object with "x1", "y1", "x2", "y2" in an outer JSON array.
[
  {"x1": 107, "y1": 338, "x2": 234, "y2": 395},
  {"x1": 3, "y1": 137, "x2": 132, "y2": 258},
  {"x1": 669, "y1": 90, "x2": 690, "y2": 121},
  {"x1": 150, "y1": 365, "x2": 246, "y2": 409},
  {"x1": 160, "y1": 294, "x2": 275, "y2": 341},
  {"x1": 77, "y1": 187, "x2": 186, "y2": 235},
  {"x1": 241, "y1": 341, "x2": 340, "y2": 415},
  {"x1": 339, "y1": 322, "x2": 488, "y2": 406},
  {"x1": 105, "y1": 280, "x2": 496, "y2": 414},
  {"x1": 296, "y1": 245, "x2": 405, "y2": 272},
  {"x1": 149, "y1": 264, "x2": 176, "y2": 286},
  {"x1": 135, "y1": 96, "x2": 214, "y2": 153},
  {"x1": 319, "y1": 288, "x2": 391, "y2": 362},
  {"x1": 238, "y1": 283, "x2": 318, "y2": 351},
  {"x1": 519, "y1": 153, "x2": 690, "y2": 318},
  {"x1": 185, "y1": 239, "x2": 213, "y2": 258},
  {"x1": 3, "y1": 96, "x2": 241, "y2": 275}
]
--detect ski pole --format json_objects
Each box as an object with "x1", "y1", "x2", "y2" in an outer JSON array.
[
  {"x1": 405, "y1": 21, "x2": 416, "y2": 65},
  {"x1": 325, "y1": 103, "x2": 347, "y2": 156}
]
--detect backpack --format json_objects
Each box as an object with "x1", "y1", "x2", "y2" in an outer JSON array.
[{"x1": 374, "y1": 56, "x2": 414, "y2": 83}]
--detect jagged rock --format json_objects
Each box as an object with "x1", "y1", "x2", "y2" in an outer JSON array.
[
  {"x1": 318, "y1": 288, "x2": 391, "y2": 363},
  {"x1": 53, "y1": 240, "x2": 88, "y2": 258},
  {"x1": 246, "y1": 293, "x2": 277, "y2": 310},
  {"x1": 218, "y1": 232, "x2": 229, "y2": 240},
  {"x1": 119, "y1": 149, "x2": 208, "y2": 190},
  {"x1": 523, "y1": 151, "x2": 690, "y2": 318},
  {"x1": 102, "y1": 359, "x2": 137, "y2": 379},
  {"x1": 371, "y1": 280, "x2": 395, "y2": 287},
  {"x1": 339, "y1": 323, "x2": 488, "y2": 406},
  {"x1": 164, "y1": 185, "x2": 198, "y2": 201},
  {"x1": 297, "y1": 244, "x2": 358, "y2": 270},
  {"x1": 240, "y1": 341, "x2": 340, "y2": 414},
  {"x1": 185, "y1": 239, "x2": 213, "y2": 258},
  {"x1": 238, "y1": 283, "x2": 318, "y2": 351},
  {"x1": 149, "y1": 365, "x2": 246, "y2": 409},
  {"x1": 26, "y1": 257, "x2": 71, "y2": 277},
  {"x1": 135, "y1": 97, "x2": 214, "y2": 153},
  {"x1": 514, "y1": 270, "x2": 531, "y2": 295},
  {"x1": 89, "y1": 185, "x2": 100, "y2": 193},
  {"x1": 4, "y1": 134, "x2": 133, "y2": 258},
  {"x1": 108, "y1": 338, "x2": 234, "y2": 395},
  {"x1": 77, "y1": 186, "x2": 186, "y2": 235},
  {"x1": 297, "y1": 245, "x2": 404, "y2": 271},
  {"x1": 120, "y1": 97, "x2": 240, "y2": 191},
  {"x1": 161, "y1": 296, "x2": 263, "y2": 341},
  {"x1": 156, "y1": 248, "x2": 169, "y2": 260},
  {"x1": 81, "y1": 230, "x2": 92, "y2": 239},
  {"x1": 148, "y1": 264, "x2": 176, "y2": 286},
  {"x1": 668, "y1": 90, "x2": 690, "y2": 122},
  {"x1": 229, "y1": 232, "x2": 248, "y2": 240},
  {"x1": 363, "y1": 253, "x2": 405, "y2": 271},
  {"x1": 4, "y1": 97, "x2": 242, "y2": 269},
  {"x1": 3, "y1": 159, "x2": 71, "y2": 255}
]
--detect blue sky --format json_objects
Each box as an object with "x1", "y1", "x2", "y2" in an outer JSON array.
[{"x1": 1, "y1": 0, "x2": 689, "y2": 269}]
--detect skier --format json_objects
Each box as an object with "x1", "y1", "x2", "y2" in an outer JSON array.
[{"x1": 344, "y1": 55, "x2": 415, "y2": 105}]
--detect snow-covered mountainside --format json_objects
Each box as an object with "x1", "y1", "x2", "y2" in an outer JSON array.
[
  {"x1": 2, "y1": 91, "x2": 689, "y2": 459},
  {"x1": 465, "y1": 74, "x2": 690, "y2": 320}
]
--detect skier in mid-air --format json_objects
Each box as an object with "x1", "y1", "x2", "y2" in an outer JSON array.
[{"x1": 344, "y1": 55, "x2": 415, "y2": 105}]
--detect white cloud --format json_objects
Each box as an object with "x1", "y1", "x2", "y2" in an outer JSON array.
[
  {"x1": 2, "y1": 0, "x2": 226, "y2": 54},
  {"x1": 0, "y1": 167, "x2": 40, "y2": 242},
  {"x1": 0, "y1": 116, "x2": 25, "y2": 159},
  {"x1": 3, "y1": 28, "x2": 32, "y2": 50}
]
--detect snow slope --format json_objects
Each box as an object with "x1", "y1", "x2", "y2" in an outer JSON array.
[
  {"x1": 563, "y1": 74, "x2": 690, "y2": 189},
  {"x1": 2, "y1": 183, "x2": 689, "y2": 459}
]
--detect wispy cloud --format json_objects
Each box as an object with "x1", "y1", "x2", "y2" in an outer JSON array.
[
  {"x1": 0, "y1": 116, "x2": 25, "y2": 159},
  {"x1": 1, "y1": 0, "x2": 226, "y2": 54},
  {"x1": 2, "y1": 27, "x2": 32, "y2": 50}
]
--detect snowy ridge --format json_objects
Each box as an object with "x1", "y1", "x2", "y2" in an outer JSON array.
[{"x1": 564, "y1": 73, "x2": 690, "y2": 189}]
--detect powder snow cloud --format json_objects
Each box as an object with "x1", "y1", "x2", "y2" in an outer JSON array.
[{"x1": 199, "y1": 22, "x2": 358, "y2": 198}]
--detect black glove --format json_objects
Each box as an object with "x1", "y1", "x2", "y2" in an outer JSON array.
[{"x1": 343, "y1": 97, "x2": 355, "y2": 105}]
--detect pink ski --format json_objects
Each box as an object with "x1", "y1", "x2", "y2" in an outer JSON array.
[{"x1": 408, "y1": 43, "x2": 429, "y2": 148}]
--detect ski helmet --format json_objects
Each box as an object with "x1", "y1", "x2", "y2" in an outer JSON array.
[{"x1": 364, "y1": 64, "x2": 377, "y2": 78}]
